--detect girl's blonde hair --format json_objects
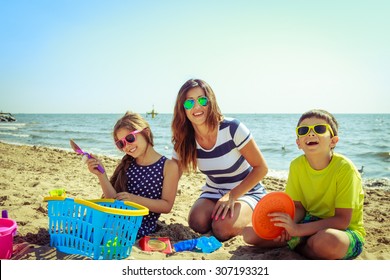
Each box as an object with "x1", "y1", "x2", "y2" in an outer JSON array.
[
  {"x1": 110, "y1": 111, "x2": 154, "y2": 192},
  {"x1": 171, "y1": 79, "x2": 223, "y2": 173}
]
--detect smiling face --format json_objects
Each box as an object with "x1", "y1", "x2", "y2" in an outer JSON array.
[
  {"x1": 296, "y1": 117, "x2": 339, "y2": 156},
  {"x1": 184, "y1": 87, "x2": 209, "y2": 126},
  {"x1": 116, "y1": 127, "x2": 148, "y2": 158}
]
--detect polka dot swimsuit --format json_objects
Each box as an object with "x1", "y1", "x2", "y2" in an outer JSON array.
[{"x1": 126, "y1": 156, "x2": 167, "y2": 239}]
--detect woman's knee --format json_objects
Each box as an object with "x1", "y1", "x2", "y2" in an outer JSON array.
[
  {"x1": 212, "y1": 220, "x2": 239, "y2": 241},
  {"x1": 188, "y1": 213, "x2": 211, "y2": 233}
]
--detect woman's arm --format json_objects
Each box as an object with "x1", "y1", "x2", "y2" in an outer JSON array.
[
  {"x1": 213, "y1": 139, "x2": 268, "y2": 219},
  {"x1": 229, "y1": 139, "x2": 268, "y2": 199}
]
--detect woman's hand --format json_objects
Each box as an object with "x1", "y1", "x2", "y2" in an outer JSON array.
[{"x1": 211, "y1": 192, "x2": 236, "y2": 221}]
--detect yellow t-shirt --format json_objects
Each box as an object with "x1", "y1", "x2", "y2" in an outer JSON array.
[{"x1": 285, "y1": 153, "x2": 366, "y2": 239}]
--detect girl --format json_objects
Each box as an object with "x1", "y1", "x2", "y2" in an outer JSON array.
[{"x1": 87, "y1": 111, "x2": 179, "y2": 239}]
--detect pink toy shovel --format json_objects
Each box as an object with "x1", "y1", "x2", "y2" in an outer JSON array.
[{"x1": 70, "y1": 139, "x2": 105, "y2": 173}]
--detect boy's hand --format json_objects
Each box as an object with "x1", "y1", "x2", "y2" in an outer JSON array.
[
  {"x1": 268, "y1": 212, "x2": 301, "y2": 237},
  {"x1": 273, "y1": 229, "x2": 291, "y2": 243}
]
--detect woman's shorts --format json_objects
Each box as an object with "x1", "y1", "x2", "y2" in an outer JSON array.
[{"x1": 199, "y1": 191, "x2": 262, "y2": 210}]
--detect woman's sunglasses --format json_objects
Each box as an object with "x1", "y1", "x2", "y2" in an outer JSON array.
[
  {"x1": 296, "y1": 124, "x2": 334, "y2": 137},
  {"x1": 183, "y1": 96, "x2": 209, "y2": 110},
  {"x1": 115, "y1": 130, "x2": 142, "y2": 149}
]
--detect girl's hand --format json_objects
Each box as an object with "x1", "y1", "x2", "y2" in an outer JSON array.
[
  {"x1": 115, "y1": 192, "x2": 133, "y2": 201},
  {"x1": 211, "y1": 192, "x2": 236, "y2": 221},
  {"x1": 86, "y1": 156, "x2": 105, "y2": 176}
]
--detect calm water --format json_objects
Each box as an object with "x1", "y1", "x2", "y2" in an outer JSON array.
[{"x1": 0, "y1": 114, "x2": 389, "y2": 180}]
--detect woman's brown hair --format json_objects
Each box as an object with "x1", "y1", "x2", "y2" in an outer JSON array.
[{"x1": 171, "y1": 79, "x2": 223, "y2": 173}]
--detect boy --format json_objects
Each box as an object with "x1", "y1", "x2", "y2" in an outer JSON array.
[{"x1": 244, "y1": 109, "x2": 365, "y2": 259}]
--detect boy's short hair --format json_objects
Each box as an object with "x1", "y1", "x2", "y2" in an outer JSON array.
[{"x1": 297, "y1": 109, "x2": 339, "y2": 136}]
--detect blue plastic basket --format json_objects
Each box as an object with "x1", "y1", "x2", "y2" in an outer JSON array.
[{"x1": 44, "y1": 197, "x2": 148, "y2": 260}]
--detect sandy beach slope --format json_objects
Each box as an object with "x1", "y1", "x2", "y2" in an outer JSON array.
[{"x1": 0, "y1": 142, "x2": 389, "y2": 260}]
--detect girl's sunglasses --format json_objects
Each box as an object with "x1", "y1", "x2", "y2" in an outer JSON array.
[
  {"x1": 183, "y1": 96, "x2": 208, "y2": 110},
  {"x1": 115, "y1": 130, "x2": 142, "y2": 149},
  {"x1": 296, "y1": 124, "x2": 334, "y2": 137}
]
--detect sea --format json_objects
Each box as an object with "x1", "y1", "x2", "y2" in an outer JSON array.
[{"x1": 1, "y1": 113, "x2": 389, "y2": 184}]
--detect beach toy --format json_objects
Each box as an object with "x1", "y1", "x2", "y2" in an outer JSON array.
[
  {"x1": 69, "y1": 139, "x2": 105, "y2": 173},
  {"x1": 173, "y1": 238, "x2": 197, "y2": 252},
  {"x1": 105, "y1": 237, "x2": 121, "y2": 255},
  {"x1": 139, "y1": 236, "x2": 173, "y2": 254},
  {"x1": 48, "y1": 188, "x2": 66, "y2": 197},
  {"x1": 173, "y1": 236, "x2": 222, "y2": 253},
  {"x1": 0, "y1": 218, "x2": 18, "y2": 259},
  {"x1": 44, "y1": 196, "x2": 148, "y2": 260},
  {"x1": 252, "y1": 192, "x2": 295, "y2": 240},
  {"x1": 2, "y1": 210, "x2": 8, "y2": 218}
]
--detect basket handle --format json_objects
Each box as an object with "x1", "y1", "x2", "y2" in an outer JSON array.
[
  {"x1": 77, "y1": 198, "x2": 148, "y2": 216},
  {"x1": 43, "y1": 196, "x2": 148, "y2": 216}
]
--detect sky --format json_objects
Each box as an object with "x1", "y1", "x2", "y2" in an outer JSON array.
[{"x1": 1, "y1": 0, "x2": 389, "y2": 114}]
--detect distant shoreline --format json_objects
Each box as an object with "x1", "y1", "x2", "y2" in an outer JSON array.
[
  {"x1": 1, "y1": 141, "x2": 389, "y2": 189},
  {"x1": 1, "y1": 112, "x2": 389, "y2": 179}
]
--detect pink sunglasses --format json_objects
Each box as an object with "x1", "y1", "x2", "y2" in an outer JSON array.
[{"x1": 115, "y1": 130, "x2": 142, "y2": 149}]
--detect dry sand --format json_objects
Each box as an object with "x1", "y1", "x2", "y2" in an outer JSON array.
[{"x1": 0, "y1": 142, "x2": 389, "y2": 260}]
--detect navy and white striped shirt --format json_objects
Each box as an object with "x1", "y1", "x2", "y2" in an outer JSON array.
[{"x1": 173, "y1": 118, "x2": 266, "y2": 199}]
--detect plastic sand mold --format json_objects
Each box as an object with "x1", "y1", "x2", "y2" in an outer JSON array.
[
  {"x1": 173, "y1": 236, "x2": 222, "y2": 253},
  {"x1": 252, "y1": 192, "x2": 295, "y2": 240},
  {"x1": 48, "y1": 188, "x2": 66, "y2": 197},
  {"x1": 139, "y1": 236, "x2": 173, "y2": 254}
]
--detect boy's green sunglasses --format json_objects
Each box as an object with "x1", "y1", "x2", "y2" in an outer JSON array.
[
  {"x1": 183, "y1": 96, "x2": 208, "y2": 110},
  {"x1": 296, "y1": 124, "x2": 334, "y2": 137}
]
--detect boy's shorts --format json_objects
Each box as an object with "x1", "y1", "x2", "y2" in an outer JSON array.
[
  {"x1": 288, "y1": 213, "x2": 364, "y2": 260},
  {"x1": 343, "y1": 229, "x2": 364, "y2": 260}
]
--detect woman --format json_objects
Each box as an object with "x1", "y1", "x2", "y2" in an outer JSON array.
[{"x1": 171, "y1": 79, "x2": 268, "y2": 241}]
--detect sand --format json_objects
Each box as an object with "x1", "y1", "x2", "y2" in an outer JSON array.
[{"x1": 0, "y1": 142, "x2": 389, "y2": 260}]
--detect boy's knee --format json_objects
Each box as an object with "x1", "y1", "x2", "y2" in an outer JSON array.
[
  {"x1": 308, "y1": 229, "x2": 347, "y2": 259},
  {"x1": 312, "y1": 229, "x2": 343, "y2": 247}
]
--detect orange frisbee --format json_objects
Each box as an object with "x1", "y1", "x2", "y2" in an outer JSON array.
[{"x1": 252, "y1": 192, "x2": 295, "y2": 240}]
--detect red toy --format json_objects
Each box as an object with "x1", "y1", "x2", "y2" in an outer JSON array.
[{"x1": 139, "y1": 236, "x2": 173, "y2": 254}]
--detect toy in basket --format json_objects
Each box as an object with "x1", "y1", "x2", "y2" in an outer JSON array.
[{"x1": 44, "y1": 194, "x2": 148, "y2": 260}]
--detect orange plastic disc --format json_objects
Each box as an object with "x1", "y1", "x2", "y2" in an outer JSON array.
[{"x1": 252, "y1": 192, "x2": 295, "y2": 240}]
